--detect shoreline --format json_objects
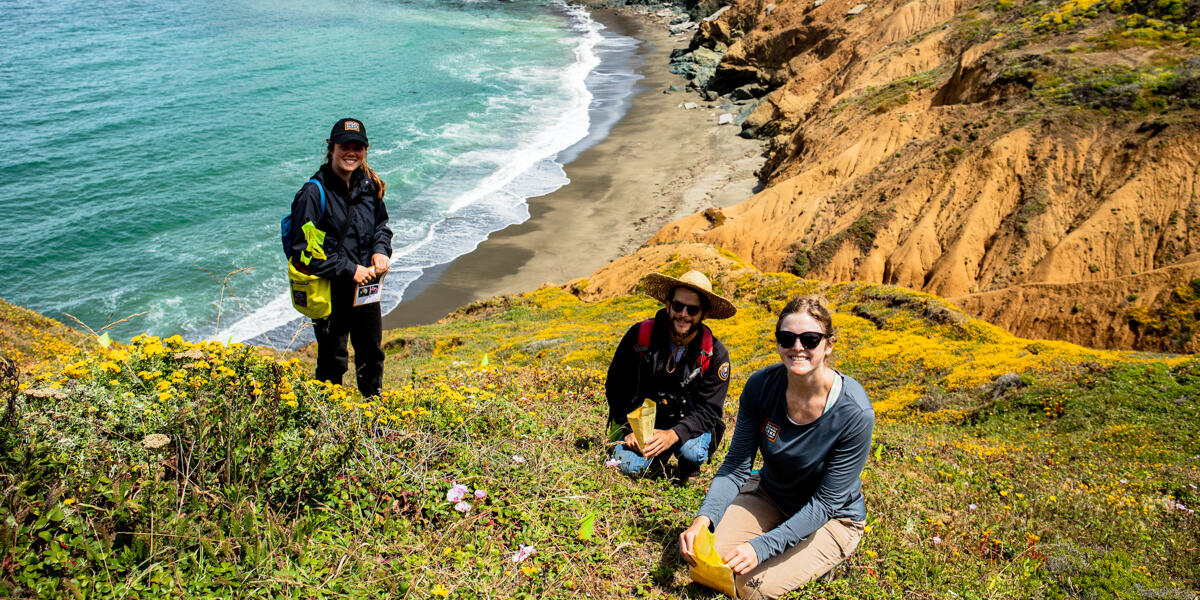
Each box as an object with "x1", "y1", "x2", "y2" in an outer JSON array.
[{"x1": 382, "y1": 7, "x2": 763, "y2": 329}]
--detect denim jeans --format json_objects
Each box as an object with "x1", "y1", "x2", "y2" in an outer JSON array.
[{"x1": 613, "y1": 431, "x2": 712, "y2": 476}]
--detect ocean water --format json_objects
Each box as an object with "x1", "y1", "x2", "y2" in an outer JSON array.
[{"x1": 0, "y1": 0, "x2": 641, "y2": 348}]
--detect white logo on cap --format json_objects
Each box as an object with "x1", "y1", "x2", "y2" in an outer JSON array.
[{"x1": 345, "y1": 121, "x2": 360, "y2": 132}]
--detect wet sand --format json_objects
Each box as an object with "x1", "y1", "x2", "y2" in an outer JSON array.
[{"x1": 383, "y1": 8, "x2": 763, "y2": 329}]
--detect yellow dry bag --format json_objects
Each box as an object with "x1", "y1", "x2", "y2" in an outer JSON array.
[{"x1": 288, "y1": 259, "x2": 332, "y2": 319}]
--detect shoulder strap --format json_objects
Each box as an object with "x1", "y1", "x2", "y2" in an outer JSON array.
[
  {"x1": 633, "y1": 319, "x2": 654, "y2": 356},
  {"x1": 308, "y1": 179, "x2": 326, "y2": 221},
  {"x1": 304, "y1": 177, "x2": 352, "y2": 262},
  {"x1": 697, "y1": 325, "x2": 714, "y2": 375}
]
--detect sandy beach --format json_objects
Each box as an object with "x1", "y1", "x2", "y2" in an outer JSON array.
[{"x1": 382, "y1": 8, "x2": 763, "y2": 329}]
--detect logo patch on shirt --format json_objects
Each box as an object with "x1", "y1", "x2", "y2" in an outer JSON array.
[
  {"x1": 717, "y1": 361, "x2": 730, "y2": 381},
  {"x1": 763, "y1": 419, "x2": 780, "y2": 442},
  {"x1": 344, "y1": 121, "x2": 361, "y2": 132}
]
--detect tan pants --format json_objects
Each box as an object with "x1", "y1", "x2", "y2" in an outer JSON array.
[{"x1": 712, "y1": 475, "x2": 865, "y2": 600}]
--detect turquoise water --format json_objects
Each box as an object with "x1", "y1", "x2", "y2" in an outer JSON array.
[{"x1": 0, "y1": 0, "x2": 639, "y2": 347}]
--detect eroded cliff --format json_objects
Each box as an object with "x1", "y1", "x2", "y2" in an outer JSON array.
[{"x1": 653, "y1": 0, "x2": 1200, "y2": 351}]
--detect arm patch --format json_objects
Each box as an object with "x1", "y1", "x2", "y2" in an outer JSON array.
[{"x1": 717, "y1": 361, "x2": 730, "y2": 381}]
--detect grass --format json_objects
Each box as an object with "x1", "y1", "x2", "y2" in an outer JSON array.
[
  {"x1": 790, "y1": 210, "x2": 890, "y2": 278},
  {"x1": 1, "y1": 259, "x2": 1198, "y2": 598}
]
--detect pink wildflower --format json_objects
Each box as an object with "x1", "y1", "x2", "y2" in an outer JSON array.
[
  {"x1": 474, "y1": 489, "x2": 487, "y2": 500},
  {"x1": 932, "y1": 536, "x2": 942, "y2": 545},
  {"x1": 447, "y1": 483, "x2": 469, "y2": 503},
  {"x1": 454, "y1": 501, "x2": 472, "y2": 513},
  {"x1": 605, "y1": 458, "x2": 621, "y2": 469},
  {"x1": 511, "y1": 544, "x2": 536, "y2": 563}
]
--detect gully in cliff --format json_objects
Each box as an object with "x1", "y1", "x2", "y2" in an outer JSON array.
[
  {"x1": 604, "y1": 270, "x2": 735, "y2": 485},
  {"x1": 286, "y1": 118, "x2": 393, "y2": 398},
  {"x1": 681, "y1": 295, "x2": 875, "y2": 599}
]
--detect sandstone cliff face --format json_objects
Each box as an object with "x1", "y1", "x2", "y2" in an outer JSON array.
[{"x1": 653, "y1": 0, "x2": 1200, "y2": 351}]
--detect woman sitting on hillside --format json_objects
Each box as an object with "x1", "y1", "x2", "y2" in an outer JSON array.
[{"x1": 679, "y1": 295, "x2": 875, "y2": 600}]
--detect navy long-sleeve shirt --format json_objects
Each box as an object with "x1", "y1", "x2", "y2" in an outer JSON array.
[{"x1": 696, "y1": 364, "x2": 874, "y2": 562}]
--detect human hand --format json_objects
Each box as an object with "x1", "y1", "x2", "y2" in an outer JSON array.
[
  {"x1": 372, "y1": 253, "x2": 390, "y2": 276},
  {"x1": 353, "y1": 265, "x2": 373, "y2": 285},
  {"x1": 721, "y1": 542, "x2": 759, "y2": 575},
  {"x1": 623, "y1": 432, "x2": 641, "y2": 454},
  {"x1": 679, "y1": 516, "x2": 712, "y2": 566},
  {"x1": 641, "y1": 428, "x2": 680, "y2": 458}
]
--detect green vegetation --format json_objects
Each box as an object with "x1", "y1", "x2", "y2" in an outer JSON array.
[
  {"x1": 787, "y1": 211, "x2": 888, "y2": 278},
  {"x1": 1128, "y1": 278, "x2": 1200, "y2": 352},
  {"x1": 789, "y1": 246, "x2": 814, "y2": 277},
  {"x1": 1026, "y1": 0, "x2": 1200, "y2": 39},
  {"x1": 833, "y1": 68, "x2": 948, "y2": 116},
  {"x1": 2, "y1": 260, "x2": 1198, "y2": 598}
]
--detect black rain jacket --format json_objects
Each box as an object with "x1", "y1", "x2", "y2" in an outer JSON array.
[
  {"x1": 605, "y1": 308, "x2": 731, "y2": 459},
  {"x1": 288, "y1": 163, "x2": 392, "y2": 281}
]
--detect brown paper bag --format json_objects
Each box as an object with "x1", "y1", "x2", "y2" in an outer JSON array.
[
  {"x1": 626, "y1": 399, "x2": 657, "y2": 448},
  {"x1": 689, "y1": 526, "x2": 738, "y2": 598}
]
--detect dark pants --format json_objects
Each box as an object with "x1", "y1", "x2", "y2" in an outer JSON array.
[{"x1": 313, "y1": 280, "x2": 384, "y2": 398}]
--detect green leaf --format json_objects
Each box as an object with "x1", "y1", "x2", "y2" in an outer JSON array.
[
  {"x1": 97, "y1": 332, "x2": 111, "y2": 347},
  {"x1": 577, "y1": 512, "x2": 596, "y2": 540},
  {"x1": 874, "y1": 443, "x2": 884, "y2": 461}
]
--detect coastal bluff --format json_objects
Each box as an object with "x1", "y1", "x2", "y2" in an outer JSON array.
[
  {"x1": 4, "y1": 253, "x2": 1198, "y2": 597},
  {"x1": 652, "y1": 0, "x2": 1200, "y2": 352}
]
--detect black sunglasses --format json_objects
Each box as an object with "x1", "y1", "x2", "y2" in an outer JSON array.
[
  {"x1": 775, "y1": 330, "x2": 829, "y2": 350},
  {"x1": 670, "y1": 300, "x2": 703, "y2": 316}
]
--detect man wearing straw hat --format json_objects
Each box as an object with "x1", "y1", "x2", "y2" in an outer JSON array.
[{"x1": 605, "y1": 270, "x2": 736, "y2": 484}]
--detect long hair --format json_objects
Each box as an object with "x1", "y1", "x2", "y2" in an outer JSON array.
[{"x1": 324, "y1": 143, "x2": 387, "y2": 200}]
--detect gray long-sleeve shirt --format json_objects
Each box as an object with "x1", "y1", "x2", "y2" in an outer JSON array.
[{"x1": 696, "y1": 364, "x2": 874, "y2": 563}]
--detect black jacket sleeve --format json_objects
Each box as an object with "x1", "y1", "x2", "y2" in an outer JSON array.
[
  {"x1": 605, "y1": 323, "x2": 643, "y2": 431},
  {"x1": 670, "y1": 338, "x2": 730, "y2": 443},
  {"x1": 372, "y1": 192, "x2": 393, "y2": 258},
  {"x1": 288, "y1": 181, "x2": 356, "y2": 281}
]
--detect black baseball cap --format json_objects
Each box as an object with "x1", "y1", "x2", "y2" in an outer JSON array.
[{"x1": 330, "y1": 118, "x2": 369, "y2": 146}]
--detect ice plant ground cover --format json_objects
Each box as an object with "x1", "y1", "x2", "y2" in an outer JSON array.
[{"x1": 1, "y1": 254, "x2": 1198, "y2": 598}]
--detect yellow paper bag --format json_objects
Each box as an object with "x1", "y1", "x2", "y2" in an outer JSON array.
[
  {"x1": 626, "y1": 399, "x2": 657, "y2": 448},
  {"x1": 689, "y1": 526, "x2": 738, "y2": 598}
]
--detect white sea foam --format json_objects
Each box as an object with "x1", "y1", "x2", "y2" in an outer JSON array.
[{"x1": 222, "y1": 2, "x2": 638, "y2": 348}]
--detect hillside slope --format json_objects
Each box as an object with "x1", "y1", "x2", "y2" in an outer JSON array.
[
  {"x1": 3, "y1": 255, "x2": 1196, "y2": 598},
  {"x1": 656, "y1": 0, "x2": 1200, "y2": 352}
]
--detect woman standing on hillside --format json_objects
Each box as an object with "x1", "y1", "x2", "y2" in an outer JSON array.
[
  {"x1": 287, "y1": 118, "x2": 393, "y2": 398},
  {"x1": 679, "y1": 295, "x2": 874, "y2": 599}
]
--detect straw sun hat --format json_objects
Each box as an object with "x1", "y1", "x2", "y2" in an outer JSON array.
[{"x1": 641, "y1": 270, "x2": 737, "y2": 319}]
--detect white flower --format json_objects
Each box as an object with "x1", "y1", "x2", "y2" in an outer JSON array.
[
  {"x1": 446, "y1": 483, "x2": 469, "y2": 503},
  {"x1": 605, "y1": 458, "x2": 621, "y2": 469},
  {"x1": 512, "y1": 455, "x2": 526, "y2": 464},
  {"x1": 454, "y1": 501, "x2": 472, "y2": 513},
  {"x1": 511, "y1": 544, "x2": 536, "y2": 562},
  {"x1": 932, "y1": 536, "x2": 942, "y2": 544},
  {"x1": 474, "y1": 489, "x2": 487, "y2": 500},
  {"x1": 969, "y1": 504, "x2": 978, "y2": 511}
]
